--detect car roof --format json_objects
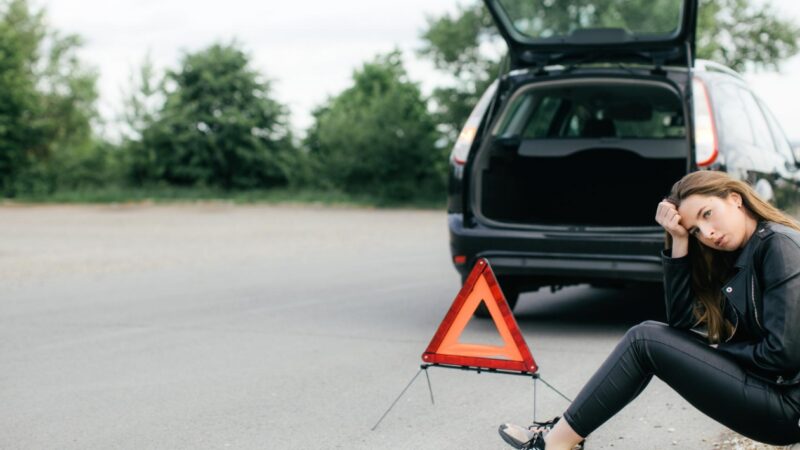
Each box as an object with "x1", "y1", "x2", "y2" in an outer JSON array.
[{"x1": 693, "y1": 59, "x2": 745, "y2": 81}]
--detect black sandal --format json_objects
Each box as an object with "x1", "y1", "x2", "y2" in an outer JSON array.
[{"x1": 498, "y1": 416, "x2": 585, "y2": 450}]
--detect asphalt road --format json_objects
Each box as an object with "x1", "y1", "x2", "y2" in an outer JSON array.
[{"x1": 0, "y1": 204, "x2": 735, "y2": 449}]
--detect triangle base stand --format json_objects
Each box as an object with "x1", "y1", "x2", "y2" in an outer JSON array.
[{"x1": 370, "y1": 363, "x2": 573, "y2": 431}]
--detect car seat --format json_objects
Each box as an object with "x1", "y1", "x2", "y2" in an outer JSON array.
[{"x1": 581, "y1": 118, "x2": 616, "y2": 137}]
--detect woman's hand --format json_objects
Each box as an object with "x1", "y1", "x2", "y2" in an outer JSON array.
[
  {"x1": 656, "y1": 200, "x2": 689, "y2": 239},
  {"x1": 656, "y1": 200, "x2": 690, "y2": 257}
]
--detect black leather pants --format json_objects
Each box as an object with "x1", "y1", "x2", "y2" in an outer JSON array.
[{"x1": 562, "y1": 321, "x2": 800, "y2": 446}]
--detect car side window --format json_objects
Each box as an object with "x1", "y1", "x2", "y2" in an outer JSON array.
[
  {"x1": 523, "y1": 96, "x2": 561, "y2": 138},
  {"x1": 738, "y1": 87, "x2": 776, "y2": 155},
  {"x1": 759, "y1": 98, "x2": 795, "y2": 165},
  {"x1": 715, "y1": 82, "x2": 754, "y2": 148},
  {"x1": 496, "y1": 94, "x2": 535, "y2": 135}
]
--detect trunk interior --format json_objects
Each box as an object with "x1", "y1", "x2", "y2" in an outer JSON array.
[{"x1": 474, "y1": 79, "x2": 689, "y2": 227}]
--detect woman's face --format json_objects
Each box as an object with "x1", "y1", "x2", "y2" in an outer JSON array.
[{"x1": 677, "y1": 193, "x2": 755, "y2": 251}]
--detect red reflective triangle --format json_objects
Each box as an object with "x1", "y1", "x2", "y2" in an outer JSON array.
[{"x1": 422, "y1": 258, "x2": 538, "y2": 374}]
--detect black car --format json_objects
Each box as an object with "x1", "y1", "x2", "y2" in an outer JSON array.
[{"x1": 448, "y1": 0, "x2": 800, "y2": 312}]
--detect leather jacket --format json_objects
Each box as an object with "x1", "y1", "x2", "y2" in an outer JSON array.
[{"x1": 662, "y1": 220, "x2": 800, "y2": 386}]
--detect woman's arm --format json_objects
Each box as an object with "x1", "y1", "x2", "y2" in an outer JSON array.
[
  {"x1": 662, "y1": 250, "x2": 698, "y2": 329},
  {"x1": 656, "y1": 200, "x2": 696, "y2": 328},
  {"x1": 717, "y1": 234, "x2": 800, "y2": 376}
]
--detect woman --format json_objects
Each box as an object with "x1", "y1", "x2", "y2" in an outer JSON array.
[{"x1": 498, "y1": 171, "x2": 800, "y2": 450}]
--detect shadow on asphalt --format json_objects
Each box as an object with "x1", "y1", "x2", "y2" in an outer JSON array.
[{"x1": 510, "y1": 284, "x2": 667, "y2": 334}]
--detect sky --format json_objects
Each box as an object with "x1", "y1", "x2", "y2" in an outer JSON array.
[{"x1": 36, "y1": 0, "x2": 800, "y2": 141}]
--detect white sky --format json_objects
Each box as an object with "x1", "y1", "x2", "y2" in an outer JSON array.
[{"x1": 36, "y1": 0, "x2": 800, "y2": 141}]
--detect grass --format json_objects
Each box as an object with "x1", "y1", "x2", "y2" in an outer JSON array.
[{"x1": 3, "y1": 185, "x2": 447, "y2": 210}]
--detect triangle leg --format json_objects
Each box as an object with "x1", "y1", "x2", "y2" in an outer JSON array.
[
  {"x1": 533, "y1": 376, "x2": 538, "y2": 423},
  {"x1": 424, "y1": 367, "x2": 435, "y2": 405},
  {"x1": 371, "y1": 368, "x2": 425, "y2": 431}
]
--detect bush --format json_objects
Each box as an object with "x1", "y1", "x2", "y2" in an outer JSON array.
[
  {"x1": 125, "y1": 42, "x2": 297, "y2": 190},
  {"x1": 305, "y1": 51, "x2": 446, "y2": 202},
  {"x1": 0, "y1": 0, "x2": 99, "y2": 197}
]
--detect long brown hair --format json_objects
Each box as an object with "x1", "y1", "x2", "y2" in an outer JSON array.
[{"x1": 666, "y1": 171, "x2": 800, "y2": 343}]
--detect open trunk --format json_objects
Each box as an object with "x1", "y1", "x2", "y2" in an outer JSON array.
[{"x1": 474, "y1": 79, "x2": 689, "y2": 227}]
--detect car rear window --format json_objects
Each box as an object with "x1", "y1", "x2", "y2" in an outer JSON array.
[
  {"x1": 495, "y1": 83, "x2": 686, "y2": 139},
  {"x1": 494, "y1": 0, "x2": 684, "y2": 43}
]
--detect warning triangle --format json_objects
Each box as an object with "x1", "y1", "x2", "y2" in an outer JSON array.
[{"x1": 422, "y1": 258, "x2": 537, "y2": 374}]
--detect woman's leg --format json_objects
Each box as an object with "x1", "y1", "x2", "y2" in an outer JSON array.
[
  {"x1": 552, "y1": 320, "x2": 800, "y2": 447},
  {"x1": 541, "y1": 419, "x2": 582, "y2": 450}
]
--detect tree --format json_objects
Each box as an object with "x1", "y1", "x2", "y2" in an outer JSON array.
[
  {"x1": 419, "y1": 0, "x2": 800, "y2": 145},
  {"x1": 119, "y1": 54, "x2": 164, "y2": 185},
  {"x1": 120, "y1": 53, "x2": 162, "y2": 143},
  {"x1": 128, "y1": 42, "x2": 294, "y2": 189},
  {"x1": 0, "y1": 0, "x2": 42, "y2": 194},
  {"x1": 0, "y1": 0, "x2": 99, "y2": 195},
  {"x1": 696, "y1": 0, "x2": 800, "y2": 71},
  {"x1": 305, "y1": 51, "x2": 444, "y2": 202}
]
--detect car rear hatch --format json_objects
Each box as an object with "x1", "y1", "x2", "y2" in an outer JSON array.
[
  {"x1": 473, "y1": 76, "x2": 690, "y2": 228},
  {"x1": 483, "y1": 0, "x2": 697, "y2": 70},
  {"x1": 470, "y1": 1, "x2": 697, "y2": 230}
]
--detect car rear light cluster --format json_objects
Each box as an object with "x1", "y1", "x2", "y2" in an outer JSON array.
[
  {"x1": 451, "y1": 125, "x2": 478, "y2": 165},
  {"x1": 692, "y1": 77, "x2": 718, "y2": 167},
  {"x1": 451, "y1": 81, "x2": 498, "y2": 165}
]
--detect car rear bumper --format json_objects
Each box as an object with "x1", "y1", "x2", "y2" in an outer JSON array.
[{"x1": 449, "y1": 214, "x2": 665, "y2": 283}]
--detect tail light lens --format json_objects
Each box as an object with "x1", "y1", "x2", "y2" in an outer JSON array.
[
  {"x1": 451, "y1": 81, "x2": 498, "y2": 165},
  {"x1": 692, "y1": 78, "x2": 718, "y2": 167}
]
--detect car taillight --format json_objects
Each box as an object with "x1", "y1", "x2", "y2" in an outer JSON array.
[
  {"x1": 451, "y1": 124, "x2": 478, "y2": 165},
  {"x1": 451, "y1": 81, "x2": 499, "y2": 166},
  {"x1": 692, "y1": 78, "x2": 718, "y2": 167}
]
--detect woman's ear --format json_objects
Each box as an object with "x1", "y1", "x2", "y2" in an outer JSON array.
[{"x1": 729, "y1": 192, "x2": 743, "y2": 208}]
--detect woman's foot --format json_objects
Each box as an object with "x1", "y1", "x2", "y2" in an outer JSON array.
[
  {"x1": 498, "y1": 417, "x2": 585, "y2": 450},
  {"x1": 498, "y1": 422, "x2": 544, "y2": 449}
]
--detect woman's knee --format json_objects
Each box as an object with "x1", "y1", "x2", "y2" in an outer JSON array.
[{"x1": 623, "y1": 320, "x2": 671, "y2": 343}]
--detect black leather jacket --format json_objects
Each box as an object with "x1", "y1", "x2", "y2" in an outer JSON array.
[{"x1": 662, "y1": 221, "x2": 800, "y2": 386}]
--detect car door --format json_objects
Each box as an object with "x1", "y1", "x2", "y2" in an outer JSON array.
[
  {"x1": 756, "y1": 96, "x2": 800, "y2": 207},
  {"x1": 758, "y1": 97, "x2": 798, "y2": 176},
  {"x1": 713, "y1": 81, "x2": 773, "y2": 179},
  {"x1": 738, "y1": 87, "x2": 785, "y2": 172}
]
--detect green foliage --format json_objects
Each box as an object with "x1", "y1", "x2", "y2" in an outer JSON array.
[
  {"x1": 697, "y1": 0, "x2": 800, "y2": 72},
  {"x1": 0, "y1": 0, "x2": 99, "y2": 196},
  {"x1": 0, "y1": 0, "x2": 41, "y2": 194},
  {"x1": 305, "y1": 51, "x2": 445, "y2": 202},
  {"x1": 420, "y1": 5, "x2": 496, "y2": 79},
  {"x1": 419, "y1": 0, "x2": 800, "y2": 144},
  {"x1": 10, "y1": 184, "x2": 445, "y2": 209},
  {"x1": 11, "y1": 140, "x2": 124, "y2": 195},
  {"x1": 120, "y1": 53, "x2": 162, "y2": 142},
  {"x1": 120, "y1": 54, "x2": 164, "y2": 185},
  {"x1": 419, "y1": 5, "x2": 500, "y2": 145},
  {"x1": 124, "y1": 42, "x2": 295, "y2": 190}
]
